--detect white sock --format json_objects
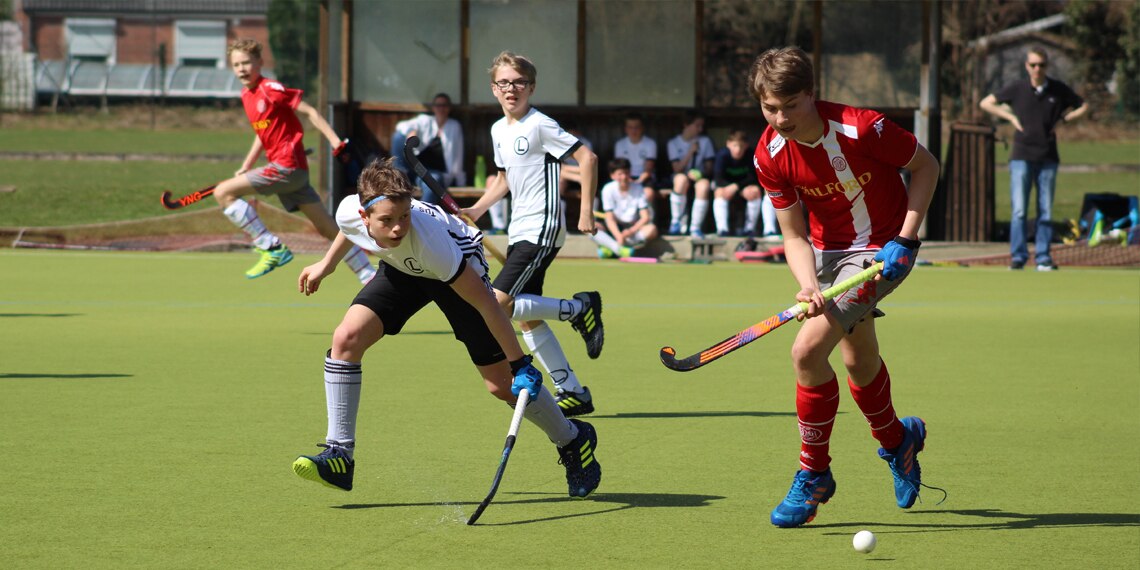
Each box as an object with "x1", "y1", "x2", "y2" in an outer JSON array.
[
  {"x1": 488, "y1": 199, "x2": 508, "y2": 230},
  {"x1": 223, "y1": 199, "x2": 279, "y2": 250},
  {"x1": 523, "y1": 386, "x2": 578, "y2": 447},
  {"x1": 522, "y1": 322, "x2": 583, "y2": 393},
  {"x1": 512, "y1": 294, "x2": 582, "y2": 322},
  {"x1": 591, "y1": 230, "x2": 622, "y2": 253},
  {"x1": 745, "y1": 198, "x2": 762, "y2": 235},
  {"x1": 761, "y1": 195, "x2": 778, "y2": 235},
  {"x1": 669, "y1": 192, "x2": 688, "y2": 226},
  {"x1": 342, "y1": 245, "x2": 375, "y2": 283},
  {"x1": 690, "y1": 198, "x2": 709, "y2": 235},
  {"x1": 713, "y1": 197, "x2": 730, "y2": 234},
  {"x1": 324, "y1": 353, "x2": 362, "y2": 458}
]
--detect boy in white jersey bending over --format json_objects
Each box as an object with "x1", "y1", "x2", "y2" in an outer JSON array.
[
  {"x1": 290, "y1": 157, "x2": 601, "y2": 499},
  {"x1": 462, "y1": 51, "x2": 603, "y2": 418}
]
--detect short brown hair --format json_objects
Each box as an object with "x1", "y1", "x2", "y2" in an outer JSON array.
[
  {"x1": 488, "y1": 51, "x2": 537, "y2": 83},
  {"x1": 747, "y1": 46, "x2": 814, "y2": 103},
  {"x1": 1026, "y1": 46, "x2": 1049, "y2": 62},
  {"x1": 725, "y1": 130, "x2": 749, "y2": 145},
  {"x1": 227, "y1": 38, "x2": 262, "y2": 61},
  {"x1": 358, "y1": 157, "x2": 414, "y2": 210},
  {"x1": 608, "y1": 157, "x2": 632, "y2": 175}
]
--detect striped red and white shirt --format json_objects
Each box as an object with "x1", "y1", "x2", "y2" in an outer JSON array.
[
  {"x1": 241, "y1": 77, "x2": 308, "y2": 170},
  {"x1": 753, "y1": 101, "x2": 917, "y2": 251}
]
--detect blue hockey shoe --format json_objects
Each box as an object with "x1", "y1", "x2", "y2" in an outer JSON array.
[
  {"x1": 878, "y1": 416, "x2": 926, "y2": 508},
  {"x1": 770, "y1": 469, "x2": 836, "y2": 528}
]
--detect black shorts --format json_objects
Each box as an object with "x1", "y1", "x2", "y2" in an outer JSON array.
[
  {"x1": 351, "y1": 262, "x2": 506, "y2": 366},
  {"x1": 491, "y1": 240, "x2": 560, "y2": 298}
]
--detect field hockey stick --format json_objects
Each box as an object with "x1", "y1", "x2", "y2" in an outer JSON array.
[
  {"x1": 660, "y1": 261, "x2": 884, "y2": 372},
  {"x1": 160, "y1": 185, "x2": 217, "y2": 210},
  {"x1": 467, "y1": 388, "x2": 529, "y2": 525},
  {"x1": 403, "y1": 136, "x2": 508, "y2": 264},
  {"x1": 159, "y1": 148, "x2": 314, "y2": 210}
]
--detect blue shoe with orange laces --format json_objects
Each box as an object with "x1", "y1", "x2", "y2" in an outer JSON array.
[
  {"x1": 770, "y1": 469, "x2": 836, "y2": 528},
  {"x1": 879, "y1": 416, "x2": 926, "y2": 508}
]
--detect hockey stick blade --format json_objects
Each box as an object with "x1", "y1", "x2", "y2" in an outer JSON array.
[
  {"x1": 660, "y1": 262, "x2": 884, "y2": 371},
  {"x1": 403, "y1": 136, "x2": 507, "y2": 264},
  {"x1": 160, "y1": 185, "x2": 216, "y2": 210},
  {"x1": 467, "y1": 388, "x2": 529, "y2": 525}
]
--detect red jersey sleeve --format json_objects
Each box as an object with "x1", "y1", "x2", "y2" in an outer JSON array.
[
  {"x1": 753, "y1": 135, "x2": 798, "y2": 210},
  {"x1": 260, "y1": 80, "x2": 304, "y2": 110},
  {"x1": 861, "y1": 113, "x2": 918, "y2": 169}
]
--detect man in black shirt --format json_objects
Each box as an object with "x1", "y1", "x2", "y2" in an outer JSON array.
[{"x1": 980, "y1": 46, "x2": 1088, "y2": 271}]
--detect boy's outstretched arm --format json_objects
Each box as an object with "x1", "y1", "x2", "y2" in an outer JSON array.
[
  {"x1": 572, "y1": 145, "x2": 598, "y2": 235},
  {"x1": 295, "y1": 100, "x2": 344, "y2": 149},
  {"x1": 299, "y1": 232, "x2": 356, "y2": 296},
  {"x1": 463, "y1": 172, "x2": 510, "y2": 224}
]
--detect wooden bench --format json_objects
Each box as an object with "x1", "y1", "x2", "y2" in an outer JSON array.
[{"x1": 448, "y1": 186, "x2": 486, "y2": 200}]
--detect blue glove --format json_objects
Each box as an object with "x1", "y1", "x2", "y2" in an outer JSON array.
[
  {"x1": 509, "y1": 355, "x2": 543, "y2": 400},
  {"x1": 874, "y1": 236, "x2": 920, "y2": 281}
]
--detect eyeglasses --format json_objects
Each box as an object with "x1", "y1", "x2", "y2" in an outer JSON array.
[
  {"x1": 493, "y1": 79, "x2": 531, "y2": 92},
  {"x1": 1027, "y1": 62, "x2": 1048, "y2": 68}
]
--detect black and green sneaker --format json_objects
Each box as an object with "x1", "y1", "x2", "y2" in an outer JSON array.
[
  {"x1": 558, "y1": 419, "x2": 601, "y2": 498},
  {"x1": 292, "y1": 443, "x2": 354, "y2": 491},
  {"x1": 555, "y1": 386, "x2": 595, "y2": 417},
  {"x1": 569, "y1": 291, "x2": 604, "y2": 359}
]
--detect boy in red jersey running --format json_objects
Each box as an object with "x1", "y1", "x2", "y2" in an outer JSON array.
[
  {"x1": 748, "y1": 47, "x2": 941, "y2": 528},
  {"x1": 214, "y1": 39, "x2": 374, "y2": 282}
]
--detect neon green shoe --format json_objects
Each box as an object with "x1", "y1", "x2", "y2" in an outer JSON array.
[
  {"x1": 293, "y1": 443, "x2": 354, "y2": 491},
  {"x1": 245, "y1": 245, "x2": 293, "y2": 279}
]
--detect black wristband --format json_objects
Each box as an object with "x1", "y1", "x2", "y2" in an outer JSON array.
[
  {"x1": 893, "y1": 236, "x2": 921, "y2": 250},
  {"x1": 509, "y1": 355, "x2": 532, "y2": 374}
]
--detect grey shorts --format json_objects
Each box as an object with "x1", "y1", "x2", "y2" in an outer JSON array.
[
  {"x1": 245, "y1": 162, "x2": 321, "y2": 212},
  {"x1": 816, "y1": 249, "x2": 908, "y2": 333}
]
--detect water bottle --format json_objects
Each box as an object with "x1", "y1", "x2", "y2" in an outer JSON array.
[{"x1": 474, "y1": 155, "x2": 487, "y2": 188}]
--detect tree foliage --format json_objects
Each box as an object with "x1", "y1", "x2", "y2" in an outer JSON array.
[
  {"x1": 1063, "y1": 0, "x2": 1126, "y2": 119},
  {"x1": 1115, "y1": 0, "x2": 1140, "y2": 118},
  {"x1": 703, "y1": 0, "x2": 812, "y2": 108},
  {"x1": 940, "y1": 0, "x2": 1063, "y2": 121},
  {"x1": 267, "y1": 0, "x2": 319, "y2": 99}
]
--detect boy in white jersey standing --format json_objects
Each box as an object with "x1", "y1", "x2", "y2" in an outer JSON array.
[
  {"x1": 463, "y1": 51, "x2": 604, "y2": 419},
  {"x1": 748, "y1": 47, "x2": 941, "y2": 528},
  {"x1": 290, "y1": 157, "x2": 601, "y2": 499}
]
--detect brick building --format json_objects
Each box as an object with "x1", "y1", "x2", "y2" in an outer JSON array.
[{"x1": 14, "y1": 0, "x2": 273, "y2": 101}]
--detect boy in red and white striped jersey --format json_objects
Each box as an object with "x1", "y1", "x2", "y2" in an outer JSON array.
[{"x1": 749, "y1": 47, "x2": 941, "y2": 528}]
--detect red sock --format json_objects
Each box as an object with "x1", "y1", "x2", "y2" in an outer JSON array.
[
  {"x1": 797, "y1": 377, "x2": 840, "y2": 473},
  {"x1": 848, "y1": 359, "x2": 905, "y2": 450}
]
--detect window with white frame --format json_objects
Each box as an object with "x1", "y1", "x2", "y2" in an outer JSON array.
[
  {"x1": 65, "y1": 18, "x2": 116, "y2": 63},
  {"x1": 175, "y1": 20, "x2": 227, "y2": 68}
]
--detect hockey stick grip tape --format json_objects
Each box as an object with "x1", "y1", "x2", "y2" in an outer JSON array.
[{"x1": 791, "y1": 261, "x2": 884, "y2": 314}]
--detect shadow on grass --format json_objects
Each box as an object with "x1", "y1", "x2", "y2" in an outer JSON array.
[
  {"x1": 591, "y1": 411, "x2": 801, "y2": 419},
  {"x1": 1, "y1": 373, "x2": 132, "y2": 379},
  {"x1": 816, "y1": 509, "x2": 1140, "y2": 533},
  {"x1": 0, "y1": 313, "x2": 81, "y2": 318},
  {"x1": 336, "y1": 491, "x2": 724, "y2": 525}
]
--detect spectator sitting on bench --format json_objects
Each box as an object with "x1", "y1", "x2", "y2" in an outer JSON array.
[
  {"x1": 593, "y1": 158, "x2": 659, "y2": 258},
  {"x1": 713, "y1": 130, "x2": 777, "y2": 237},
  {"x1": 613, "y1": 112, "x2": 658, "y2": 217},
  {"x1": 666, "y1": 110, "x2": 716, "y2": 237}
]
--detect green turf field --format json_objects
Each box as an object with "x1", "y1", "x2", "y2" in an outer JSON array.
[{"x1": 2, "y1": 251, "x2": 1137, "y2": 568}]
